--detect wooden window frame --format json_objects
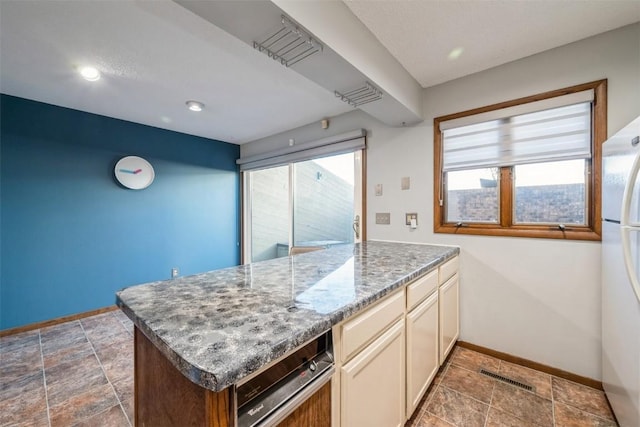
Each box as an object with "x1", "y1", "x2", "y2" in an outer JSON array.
[{"x1": 433, "y1": 80, "x2": 606, "y2": 241}]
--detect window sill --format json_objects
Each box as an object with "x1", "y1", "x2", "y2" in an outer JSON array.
[{"x1": 434, "y1": 223, "x2": 601, "y2": 241}]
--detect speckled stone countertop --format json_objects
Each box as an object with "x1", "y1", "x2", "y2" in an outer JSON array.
[{"x1": 116, "y1": 241, "x2": 458, "y2": 392}]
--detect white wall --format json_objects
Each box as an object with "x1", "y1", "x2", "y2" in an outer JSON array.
[{"x1": 243, "y1": 23, "x2": 640, "y2": 380}]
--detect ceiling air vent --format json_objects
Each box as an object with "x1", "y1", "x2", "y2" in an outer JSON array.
[
  {"x1": 253, "y1": 15, "x2": 323, "y2": 67},
  {"x1": 335, "y1": 82, "x2": 384, "y2": 108}
]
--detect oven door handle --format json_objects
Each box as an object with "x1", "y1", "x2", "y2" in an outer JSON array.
[{"x1": 257, "y1": 366, "x2": 335, "y2": 427}]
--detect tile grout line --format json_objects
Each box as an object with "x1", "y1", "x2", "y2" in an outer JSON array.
[
  {"x1": 420, "y1": 348, "x2": 612, "y2": 427},
  {"x1": 113, "y1": 310, "x2": 134, "y2": 337},
  {"x1": 434, "y1": 384, "x2": 492, "y2": 424},
  {"x1": 19, "y1": 315, "x2": 613, "y2": 427},
  {"x1": 437, "y1": 351, "x2": 499, "y2": 425},
  {"x1": 420, "y1": 383, "x2": 440, "y2": 422},
  {"x1": 490, "y1": 358, "x2": 558, "y2": 426},
  {"x1": 552, "y1": 396, "x2": 618, "y2": 425},
  {"x1": 550, "y1": 375, "x2": 618, "y2": 424},
  {"x1": 421, "y1": 362, "x2": 448, "y2": 422},
  {"x1": 421, "y1": 383, "x2": 452, "y2": 427},
  {"x1": 432, "y1": 376, "x2": 496, "y2": 425},
  {"x1": 483, "y1": 360, "x2": 499, "y2": 427},
  {"x1": 78, "y1": 317, "x2": 133, "y2": 427},
  {"x1": 446, "y1": 353, "x2": 499, "y2": 406},
  {"x1": 551, "y1": 373, "x2": 556, "y2": 426},
  {"x1": 37, "y1": 329, "x2": 52, "y2": 427}
]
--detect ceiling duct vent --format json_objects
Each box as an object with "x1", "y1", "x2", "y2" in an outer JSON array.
[
  {"x1": 253, "y1": 15, "x2": 323, "y2": 67},
  {"x1": 335, "y1": 82, "x2": 384, "y2": 108}
]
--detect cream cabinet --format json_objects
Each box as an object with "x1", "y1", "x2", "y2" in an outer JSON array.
[
  {"x1": 341, "y1": 290, "x2": 404, "y2": 362},
  {"x1": 337, "y1": 289, "x2": 405, "y2": 427},
  {"x1": 340, "y1": 319, "x2": 405, "y2": 427},
  {"x1": 439, "y1": 256, "x2": 460, "y2": 364},
  {"x1": 334, "y1": 255, "x2": 459, "y2": 426},
  {"x1": 406, "y1": 291, "x2": 439, "y2": 416}
]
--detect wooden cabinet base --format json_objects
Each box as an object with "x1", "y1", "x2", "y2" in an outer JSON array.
[
  {"x1": 134, "y1": 328, "x2": 232, "y2": 427},
  {"x1": 277, "y1": 382, "x2": 331, "y2": 427},
  {"x1": 134, "y1": 327, "x2": 331, "y2": 427}
]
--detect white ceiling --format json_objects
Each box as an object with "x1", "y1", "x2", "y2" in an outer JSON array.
[
  {"x1": 344, "y1": 0, "x2": 640, "y2": 88},
  {"x1": 1, "y1": 1, "x2": 638, "y2": 145},
  {"x1": 0, "y1": 0, "x2": 353, "y2": 144}
]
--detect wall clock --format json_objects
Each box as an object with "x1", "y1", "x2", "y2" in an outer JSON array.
[{"x1": 114, "y1": 156, "x2": 155, "y2": 190}]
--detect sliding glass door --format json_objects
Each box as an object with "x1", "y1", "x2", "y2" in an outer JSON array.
[
  {"x1": 248, "y1": 165, "x2": 290, "y2": 262},
  {"x1": 244, "y1": 151, "x2": 363, "y2": 263}
]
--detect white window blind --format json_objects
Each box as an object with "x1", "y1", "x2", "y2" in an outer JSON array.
[
  {"x1": 440, "y1": 92, "x2": 593, "y2": 172},
  {"x1": 237, "y1": 129, "x2": 366, "y2": 171}
]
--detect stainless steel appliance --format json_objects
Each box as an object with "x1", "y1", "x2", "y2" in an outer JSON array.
[
  {"x1": 235, "y1": 331, "x2": 334, "y2": 427},
  {"x1": 602, "y1": 116, "x2": 640, "y2": 427}
]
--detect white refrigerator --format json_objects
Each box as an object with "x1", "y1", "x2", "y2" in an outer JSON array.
[{"x1": 602, "y1": 116, "x2": 640, "y2": 427}]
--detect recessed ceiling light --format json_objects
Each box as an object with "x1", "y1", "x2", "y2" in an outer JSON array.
[
  {"x1": 186, "y1": 100, "x2": 204, "y2": 112},
  {"x1": 448, "y1": 47, "x2": 464, "y2": 61},
  {"x1": 79, "y1": 66, "x2": 101, "y2": 81}
]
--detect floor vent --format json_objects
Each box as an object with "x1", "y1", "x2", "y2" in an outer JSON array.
[{"x1": 479, "y1": 369, "x2": 534, "y2": 392}]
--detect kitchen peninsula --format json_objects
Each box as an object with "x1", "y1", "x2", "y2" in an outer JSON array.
[{"x1": 116, "y1": 241, "x2": 459, "y2": 426}]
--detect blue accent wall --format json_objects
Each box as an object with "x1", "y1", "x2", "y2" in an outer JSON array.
[{"x1": 0, "y1": 95, "x2": 240, "y2": 329}]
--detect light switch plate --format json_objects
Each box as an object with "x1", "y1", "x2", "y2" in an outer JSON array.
[
  {"x1": 375, "y1": 184, "x2": 383, "y2": 196},
  {"x1": 401, "y1": 177, "x2": 410, "y2": 190},
  {"x1": 376, "y1": 213, "x2": 391, "y2": 225}
]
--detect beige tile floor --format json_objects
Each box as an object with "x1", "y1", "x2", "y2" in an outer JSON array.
[
  {"x1": 1, "y1": 310, "x2": 618, "y2": 426},
  {"x1": 407, "y1": 346, "x2": 618, "y2": 427},
  {"x1": 0, "y1": 311, "x2": 133, "y2": 426}
]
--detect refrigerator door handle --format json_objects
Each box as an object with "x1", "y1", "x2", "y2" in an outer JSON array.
[
  {"x1": 620, "y1": 149, "x2": 640, "y2": 303},
  {"x1": 620, "y1": 227, "x2": 640, "y2": 302}
]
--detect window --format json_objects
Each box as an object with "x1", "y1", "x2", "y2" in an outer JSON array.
[
  {"x1": 239, "y1": 131, "x2": 366, "y2": 263},
  {"x1": 434, "y1": 80, "x2": 606, "y2": 240}
]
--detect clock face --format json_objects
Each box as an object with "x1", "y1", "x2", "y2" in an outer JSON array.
[{"x1": 114, "y1": 156, "x2": 155, "y2": 190}]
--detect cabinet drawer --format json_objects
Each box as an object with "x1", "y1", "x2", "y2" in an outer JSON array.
[
  {"x1": 406, "y1": 269, "x2": 438, "y2": 311},
  {"x1": 342, "y1": 290, "x2": 404, "y2": 362},
  {"x1": 439, "y1": 256, "x2": 459, "y2": 285}
]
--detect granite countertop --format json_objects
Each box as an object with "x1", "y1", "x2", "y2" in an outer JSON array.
[{"x1": 116, "y1": 241, "x2": 459, "y2": 392}]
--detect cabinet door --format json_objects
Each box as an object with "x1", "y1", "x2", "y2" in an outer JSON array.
[
  {"x1": 406, "y1": 291, "x2": 439, "y2": 417},
  {"x1": 439, "y1": 274, "x2": 459, "y2": 364},
  {"x1": 341, "y1": 320, "x2": 405, "y2": 427}
]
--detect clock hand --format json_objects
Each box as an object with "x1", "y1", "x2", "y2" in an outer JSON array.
[
  {"x1": 133, "y1": 169, "x2": 143, "y2": 174},
  {"x1": 119, "y1": 169, "x2": 137, "y2": 174}
]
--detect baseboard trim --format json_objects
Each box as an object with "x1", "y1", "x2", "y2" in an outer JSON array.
[
  {"x1": 0, "y1": 306, "x2": 120, "y2": 338},
  {"x1": 457, "y1": 341, "x2": 603, "y2": 391}
]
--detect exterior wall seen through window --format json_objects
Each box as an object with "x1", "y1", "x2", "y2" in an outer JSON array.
[{"x1": 434, "y1": 80, "x2": 606, "y2": 240}]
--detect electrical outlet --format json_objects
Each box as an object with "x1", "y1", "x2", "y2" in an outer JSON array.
[
  {"x1": 405, "y1": 213, "x2": 418, "y2": 225},
  {"x1": 171, "y1": 267, "x2": 179, "y2": 278},
  {"x1": 376, "y1": 213, "x2": 391, "y2": 225},
  {"x1": 375, "y1": 184, "x2": 383, "y2": 196}
]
